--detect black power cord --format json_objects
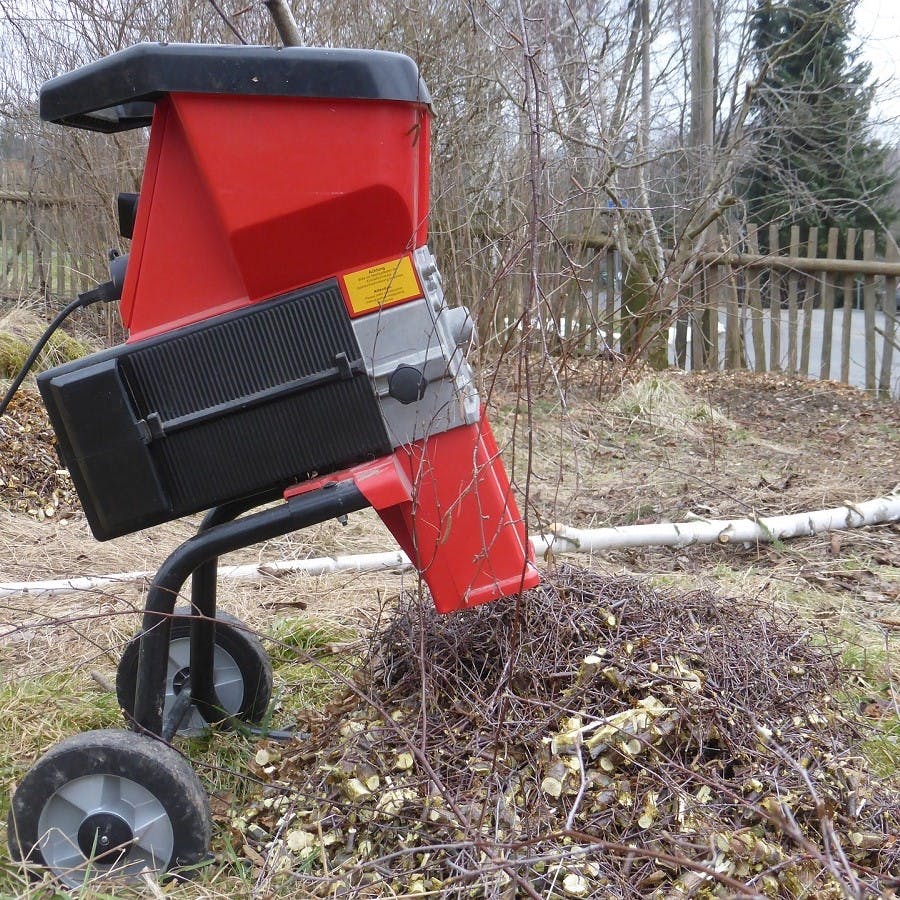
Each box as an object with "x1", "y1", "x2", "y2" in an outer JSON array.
[{"x1": 0, "y1": 281, "x2": 118, "y2": 420}]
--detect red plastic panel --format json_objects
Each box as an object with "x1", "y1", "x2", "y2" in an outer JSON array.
[
  {"x1": 378, "y1": 420, "x2": 539, "y2": 614},
  {"x1": 121, "y1": 93, "x2": 430, "y2": 340},
  {"x1": 284, "y1": 456, "x2": 412, "y2": 509},
  {"x1": 119, "y1": 99, "x2": 250, "y2": 338},
  {"x1": 282, "y1": 422, "x2": 539, "y2": 614}
]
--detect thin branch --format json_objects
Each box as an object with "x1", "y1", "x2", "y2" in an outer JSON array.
[{"x1": 207, "y1": 0, "x2": 248, "y2": 44}]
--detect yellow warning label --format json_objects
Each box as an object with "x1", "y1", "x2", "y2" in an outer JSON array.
[{"x1": 342, "y1": 256, "x2": 421, "y2": 315}]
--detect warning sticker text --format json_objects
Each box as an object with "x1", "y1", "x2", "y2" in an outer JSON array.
[{"x1": 342, "y1": 256, "x2": 422, "y2": 316}]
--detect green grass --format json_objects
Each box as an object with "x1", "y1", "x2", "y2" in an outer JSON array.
[
  {"x1": 862, "y1": 716, "x2": 900, "y2": 778},
  {"x1": 0, "y1": 330, "x2": 90, "y2": 378},
  {"x1": 874, "y1": 422, "x2": 900, "y2": 440},
  {"x1": 834, "y1": 646, "x2": 900, "y2": 779},
  {"x1": 0, "y1": 312, "x2": 90, "y2": 378},
  {"x1": 622, "y1": 501, "x2": 658, "y2": 524},
  {"x1": 267, "y1": 616, "x2": 355, "y2": 662},
  {"x1": 0, "y1": 674, "x2": 127, "y2": 898},
  {"x1": 265, "y1": 618, "x2": 361, "y2": 708},
  {"x1": 0, "y1": 674, "x2": 121, "y2": 806}
]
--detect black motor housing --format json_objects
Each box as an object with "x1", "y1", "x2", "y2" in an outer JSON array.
[{"x1": 39, "y1": 279, "x2": 391, "y2": 540}]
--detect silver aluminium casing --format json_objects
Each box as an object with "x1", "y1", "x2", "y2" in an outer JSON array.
[{"x1": 351, "y1": 246, "x2": 480, "y2": 447}]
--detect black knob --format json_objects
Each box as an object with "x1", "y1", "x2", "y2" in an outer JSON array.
[
  {"x1": 388, "y1": 365, "x2": 428, "y2": 404},
  {"x1": 108, "y1": 251, "x2": 130, "y2": 301}
]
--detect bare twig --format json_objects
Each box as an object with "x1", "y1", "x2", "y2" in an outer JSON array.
[
  {"x1": 207, "y1": 0, "x2": 248, "y2": 44},
  {"x1": 263, "y1": 0, "x2": 301, "y2": 47}
]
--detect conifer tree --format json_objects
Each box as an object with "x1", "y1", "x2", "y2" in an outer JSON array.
[{"x1": 743, "y1": 0, "x2": 896, "y2": 244}]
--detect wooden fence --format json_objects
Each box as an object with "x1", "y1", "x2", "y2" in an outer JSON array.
[
  {"x1": 486, "y1": 224, "x2": 899, "y2": 400},
  {"x1": 0, "y1": 171, "x2": 104, "y2": 303},
  {"x1": 1, "y1": 178, "x2": 898, "y2": 398},
  {"x1": 678, "y1": 225, "x2": 899, "y2": 399},
  {"x1": 670, "y1": 225, "x2": 898, "y2": 399}
]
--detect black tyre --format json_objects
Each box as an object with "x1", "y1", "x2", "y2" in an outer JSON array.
[
  {"x1": 116, "y1": 608, "x2": 272, "y2": 736},
  {"x1": 7, "y1": 729, "x2": 211, "y2": 888}
]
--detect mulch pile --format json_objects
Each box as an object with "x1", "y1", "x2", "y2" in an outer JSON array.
[
  {"x1": 0, "y1": 390, "x2": 79, "y2": 518},
  {"x1": 231, "y1": 566, "x2": 899, "y2": 898}
]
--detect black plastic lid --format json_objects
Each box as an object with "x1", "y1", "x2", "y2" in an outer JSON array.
[{"x1": 40, "y1": 43, "x2": 431, "y2": 133}]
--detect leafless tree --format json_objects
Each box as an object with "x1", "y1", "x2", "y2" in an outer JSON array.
[{"x1": 1, "y1": 0, "x2": 893, "y2": 365}]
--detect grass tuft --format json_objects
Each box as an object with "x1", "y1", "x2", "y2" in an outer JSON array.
[
  {"x1": 607, "y1": 374, "x2": 733, "y2": 435},
  {"x1": 0, "y1": 308, "x2": 90, "y2": 378},
  {"x1": 862, "y1": 716, "x2": 900, "y2": 778}
]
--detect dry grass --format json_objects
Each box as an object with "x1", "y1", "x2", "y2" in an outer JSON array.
[
  {"x1": 607, "y1": 373, "x2": 735, "y2": 435},
  {"x1": 0, "y1": 308, "x2": 91, "y2": 377}
]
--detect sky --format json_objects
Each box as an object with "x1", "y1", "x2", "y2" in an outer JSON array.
[{"x1": 856, "y1": 0, "x2": 900, "y2": 129}]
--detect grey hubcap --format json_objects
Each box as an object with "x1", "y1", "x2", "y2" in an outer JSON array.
[
  {"x1": 37, "y1": 773, "x2": 174, "y2": 888},
  {"x1": 165, "y1": 636, "x2": 244, "y2": 734}
]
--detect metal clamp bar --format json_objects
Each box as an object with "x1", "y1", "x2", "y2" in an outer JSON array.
[
  {"x1": 133, "y1": 480, "x2": 369, "y2": 736},
  {"x1": 141, "y1": 354, "x2": 364, "y2": 439}
]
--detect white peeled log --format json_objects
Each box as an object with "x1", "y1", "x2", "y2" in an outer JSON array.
[
  {"x1": 0, "y1": 551, "x2": 412, "y2": 599},
  {"x1": 0, "y1": 495, "x2": 897, "y2": 600},
  {"x1": 531, "y1": 493, "x2": 900, "y2": 555}
]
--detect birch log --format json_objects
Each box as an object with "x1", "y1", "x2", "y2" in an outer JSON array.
[
  {"x1": 0, "y1": 495, "x2": 897, "y2": 599},
  {"x1": 532, "y1": 494, "x2": 900, "y2": 554}
]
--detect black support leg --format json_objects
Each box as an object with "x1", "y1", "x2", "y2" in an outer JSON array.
[
  {"x1": 133, "y1": 482, "x2": 369, "y2": 737},
  {"x1": 188, "y1": 492, "x2": 282, "y2": 726}
]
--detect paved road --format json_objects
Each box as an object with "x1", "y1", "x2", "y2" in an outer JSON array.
[{"x1": 668, "y1": 308, "x2": 899, "y2": 398}]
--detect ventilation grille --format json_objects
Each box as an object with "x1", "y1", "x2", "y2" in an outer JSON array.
[{"x1": 39, "y1": 279, "x2": 391, "y2": 539}]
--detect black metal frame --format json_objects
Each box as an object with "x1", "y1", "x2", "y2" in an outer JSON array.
[{"x1": 131, "y1": 480, "x2": 369, "y2": 737}]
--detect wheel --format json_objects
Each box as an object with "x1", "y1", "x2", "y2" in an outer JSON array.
[
  {"x1": 116, "y1": 608, "x2": 272, "y2": 736},
  {"x1": 7, "y1": 729, "x2": 211, "y2": 888}
]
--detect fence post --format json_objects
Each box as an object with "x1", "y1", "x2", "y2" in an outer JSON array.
[
  {"x1": 863, "y1": 230, "x2": 876, "y2": 393},
  {"x1": 674, "y1": 269, "x2": 688, "y2": 369},
  {"x1": 723, "y1": 235, "x2": 742, "y2": 369},
  {"x1": 819, "y1": 228, "x2": 838, "y2": 381},
  {"x1": 841, "y1": 228, "x2": 856, "y2": 384},
  {"x1": 745, "y1": 225, "x2": 765, "y2": 372},
  {"x1": 12, "y1": 198, "x2": 25, "y2": 294},
  {"x1": 0, "y1": 169, "x2": 8, "y2": 296},
  {"x1": 787, "y1": 226, "x2": 800, "y2": 373},
  {"x1": 690, "y1": 269, "x2": 706, "y2": 370},
  {"x1": 561, "y1": 252, "x2": 581, "y2": 352},
  {"x1": 799, "y1": 226, "x2": 817, "y2": 376},
  {"x1": 586, "y1": 252, "x2": 600, "y2": 353},
  {"x1": 55, "y1": 211, "x2": 65, "y2": 299},
  {"x1": 768, "y1": 222, "x2": 781, "y2": 371},
  {"x1": 709, "y1": 263, "x2": 723, "y2": 371},
  {"x1": 879, "y1": 234, "x2": 898, "y2": 399},
  {"x1": 605, "y1": 247, "x2": 617, "y2": 353}
]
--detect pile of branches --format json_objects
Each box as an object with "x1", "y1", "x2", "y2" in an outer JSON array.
[
  {"x1": 0, "y1": 391, "x2": 78, "y2": 518},
  {"x1": 235, "y1": 566, "x2": 899, "y2": 898}
]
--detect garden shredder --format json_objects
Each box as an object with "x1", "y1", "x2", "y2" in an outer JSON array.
[{"x1": 6, "y1": 42, "x2": 539, "y2": 887}]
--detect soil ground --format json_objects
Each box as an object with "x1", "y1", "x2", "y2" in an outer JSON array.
[
  {"x1": 0, "y1": 362, "x2": 898, "y2": 896},
  {"x1": 1, "y1": 363, "x2": 898, "y2": 683}
]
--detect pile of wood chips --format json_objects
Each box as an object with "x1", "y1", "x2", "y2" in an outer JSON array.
[
  {"x1": 0, "y1": 390, "x2": 78, "y2": 519},
  {"x1": 230, "y1": 566, "x2": 899, "y2": 898}
]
